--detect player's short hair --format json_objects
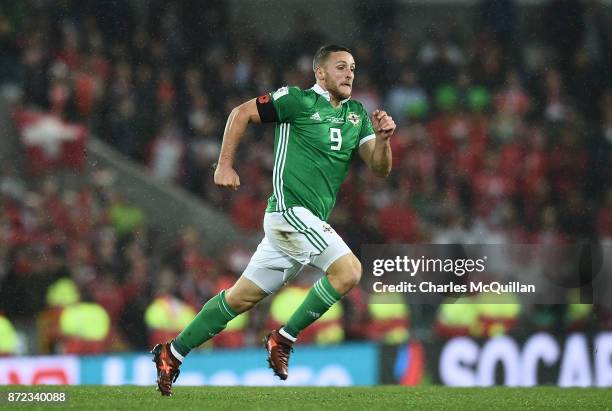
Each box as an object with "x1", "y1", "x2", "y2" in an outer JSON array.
[{"x1": 312, "y1": 44, "x2": 353, "y2": 72}]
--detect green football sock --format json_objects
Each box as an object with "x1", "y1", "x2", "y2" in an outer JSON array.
[
  {"x1": 283, "y1": 276, "x2": 342, "y2": 339},
  {"x1": 172, "y1": 290, "x2": 237, "y2": 358}
]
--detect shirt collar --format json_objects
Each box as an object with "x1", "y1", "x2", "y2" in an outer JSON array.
[{"x1": 311, "y1": 84, "x2": 351, "y2": 104}]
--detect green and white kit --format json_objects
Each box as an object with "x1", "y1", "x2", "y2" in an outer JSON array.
[{"x1": 243, "y1": 84, "x2": 375, "y2": 293}]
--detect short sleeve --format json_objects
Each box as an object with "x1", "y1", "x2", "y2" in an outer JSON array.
[
  {"x1": 270, "y1": 86, "x2": 303, "y2": 123},
  {"x1": 359, "y1": 108, "x2": 375, "y2": 146}
]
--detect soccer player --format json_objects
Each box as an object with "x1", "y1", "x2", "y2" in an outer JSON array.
[{"x1": 152, "y1": 44, "x2": 395, "y2": 395}]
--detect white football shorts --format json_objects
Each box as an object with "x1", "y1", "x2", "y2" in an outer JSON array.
[{"x1": 242, "y1": 206, "x2": 352, "y2": 294}]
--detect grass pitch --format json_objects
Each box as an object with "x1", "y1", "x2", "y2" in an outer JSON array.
[{"x1": 0, "y1": 386, "x2": 610, "y2": 410}]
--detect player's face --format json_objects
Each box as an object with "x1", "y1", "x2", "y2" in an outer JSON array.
[{"x1": 322, "y1": 51, "x2": 355, "y2": 100}]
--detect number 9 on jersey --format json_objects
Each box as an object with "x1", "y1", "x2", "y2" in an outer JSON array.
[{"x1": 330, "y1": 128, "x2": 342, "y2": 151}]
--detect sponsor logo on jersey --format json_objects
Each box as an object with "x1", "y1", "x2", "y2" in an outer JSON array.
[
  {"x1": 310, "y1": 112, "x2": 321, "y2": 121},
  {"x1": 347, "y1": 112, "x2": 361, "y2": 126},
  {"x1": 325, "y1": 117, "x2": 344, "y2": 124}
]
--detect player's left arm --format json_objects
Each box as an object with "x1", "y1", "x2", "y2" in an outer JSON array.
[{"x1": 359, "y1": 109, "x2": 395, "y2": 178}]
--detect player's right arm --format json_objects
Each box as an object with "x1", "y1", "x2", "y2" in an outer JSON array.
[
  {"x1": 215, "y1": 88, "x2": 302, "y2": 190},
  {"x1": 214, "y1": 98, "x2": 262, "y2": 190}
]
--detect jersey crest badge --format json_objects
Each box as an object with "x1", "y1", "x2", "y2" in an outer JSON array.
[{"x1": 347, "y1": 112, "x2": 361, "y2": 126}]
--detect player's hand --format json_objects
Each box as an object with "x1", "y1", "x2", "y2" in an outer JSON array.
[
  {"x1": 372, "y1": 109, "x2": 396, "y2": 141},
  {"x1": 213, "y1": 163, "x2": 241, "y2": 190}
]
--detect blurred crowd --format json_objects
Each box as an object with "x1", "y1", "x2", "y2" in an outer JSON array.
[
  {"x1": 1, "y1": 0, "x2": 612, "y2": 354},
  {"x1": 0, "y1": 166, "x2": 255, "y2": 353},
  {"x1": 2, "y1": 0, "x2": 611, "y2": 244}
]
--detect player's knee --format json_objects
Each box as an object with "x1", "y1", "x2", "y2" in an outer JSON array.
[
  {"x1": 225, "y1": 288, "x2": 259, "y2": 313},
  {"x1": 347, "y1": 256, "x2": 362, "y2": 288},
  {"x1": 335, "y1": 255, "x2": 362, "y2": 291}
]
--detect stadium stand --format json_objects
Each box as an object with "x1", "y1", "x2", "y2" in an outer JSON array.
[{"x1": 0, "y1": 0, "x2": 611, "y2": 355}]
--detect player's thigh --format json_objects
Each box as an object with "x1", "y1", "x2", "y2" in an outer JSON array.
[
  {"x1": 242, "y1": 235, "x2": 305, "y2": 295},
  {"x1": 267, "y1": 207, "x2": 353, "y2": 271}
]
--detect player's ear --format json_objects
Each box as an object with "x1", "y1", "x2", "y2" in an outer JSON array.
[{"x1": 314, "y1": 66, "x2": 325, "y2": 81}]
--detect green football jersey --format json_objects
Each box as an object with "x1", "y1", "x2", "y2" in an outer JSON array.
[{"x1": 265, "y1": 84, "x2": 375, "y2": 221}]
